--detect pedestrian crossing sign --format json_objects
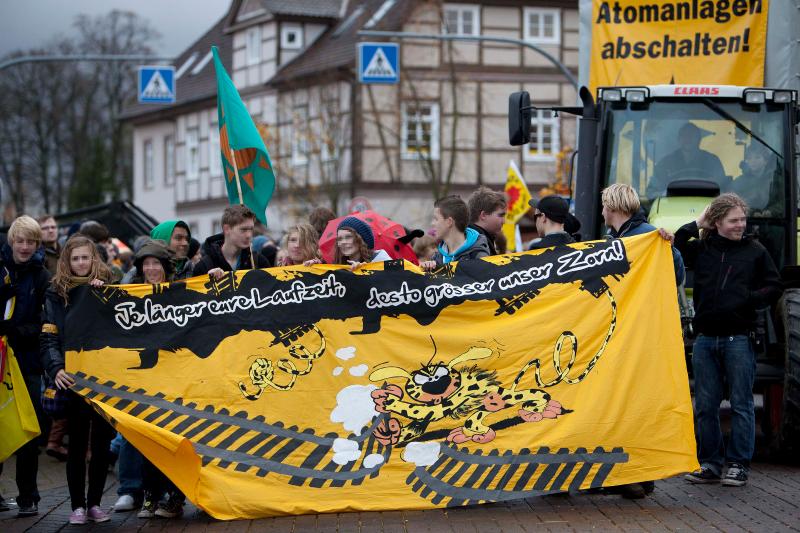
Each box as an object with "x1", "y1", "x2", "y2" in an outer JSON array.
[
  {"x1": 357, "y1": 43, "x2": 399, "y2": 84},
  {"x1": 138, "y1": 66, "x2": 176, "y2": 104}
]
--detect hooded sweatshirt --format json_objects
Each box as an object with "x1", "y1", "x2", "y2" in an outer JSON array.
[
  {"x1": 122, "y1": 221, "x2": 193, "y2": 283},
  {"x1": 0, "y1": 244, "x2": 50, "y2": 375},
  {"x1": 151, "y1": 220, "x2": 192, "y2": 274},
  {"x1": 192, "y1": 233, "x2": 269, "y2": 275},
  {"x1": 432, "y1": 227, "x2": 490, "y2": 266},
  {"x1": 131, "y1": 240, "x2": 175, "y2": 283},
  {"x1": 607, "y1": 210, "x2": 685, "y2": 286}
]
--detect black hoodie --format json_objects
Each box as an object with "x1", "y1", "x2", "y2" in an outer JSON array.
[
  {"x1": 192, "y1": 233, "x2": 269, "y2": 276},
  {"x1": 674, "y1": 221, "x2": 782, "y2": 336},
  {"x1": 0, "y1": 244, "x2": 50, "y2": 374}
]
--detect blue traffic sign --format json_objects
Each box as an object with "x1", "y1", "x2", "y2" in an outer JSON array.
[
  {"x1": 357, "y1": 43, "x2": 399, "y2": 84},
  {"x1": 138, "y1": 66, "x2": 176, "y2": 104}
]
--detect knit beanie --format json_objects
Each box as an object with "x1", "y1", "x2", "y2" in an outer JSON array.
[{"x1": 337, "y1": 217, "x2": 374, "y2": 249}]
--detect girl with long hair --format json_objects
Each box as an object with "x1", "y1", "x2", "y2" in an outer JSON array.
[
  {"x1": 41, "y1": 236, "x2": 114, "y2": 525},
  {"x1": 278, "y1": 224, "x2": 322, "y2": 266},
  {"x1": 307, "y1": 217, "x2": 391, "y2": 269}
]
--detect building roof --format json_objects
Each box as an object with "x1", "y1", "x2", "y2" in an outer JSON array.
[
  {"x1": 120, "y1": 0, "x2": 411, "y2": 122},
  {"x1": 256, "y1": 0, "x2": 342, "y2": 18},
  {"x1": 120, "y1": 14, "x2": 232, "y2": 123},
  {"x1": 270, "y1": 0, "x2": 410, "y2": 87}
]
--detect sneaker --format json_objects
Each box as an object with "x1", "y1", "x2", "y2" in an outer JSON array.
[
  {"x1": 137, "y1": 499, "x2": 157, "y2": 519},
  {"x1": 154, "y1": 497, "x2": 183, "y2": 519},
  {"x1": 685, "y1": 467, "x2": 721, "y2": 484},
  {"x1": 69, "y1": 507, "x2": 87, "y2": 525},
  {"x1": 722, "y1": 463, "x2": 748, "y2": 487},
  {"x1": 87, "y1": 505, "x2": 110, "y2": 523},
  {"x1": 0, "y1": 496, "x2": 10, "y2": 512},
  {"x1": 16, "y1": 502, "x2": 38, "y2": 517},
  {"x1": 113, "y1": 494, "x2": 136, "y2": 512}
]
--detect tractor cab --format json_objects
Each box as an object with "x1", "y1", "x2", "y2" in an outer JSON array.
[{"x1": 596, "y1": 85, "x2": 797, "y2": 270}]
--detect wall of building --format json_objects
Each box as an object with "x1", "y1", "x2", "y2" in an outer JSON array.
[{"x1": 132, "y1": 121, "x2": 178, "y2": 224}]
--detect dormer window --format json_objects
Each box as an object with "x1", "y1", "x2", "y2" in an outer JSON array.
[
  {"x1": 281, "y1": 24, "x2": 303, "y2": 50},
  {"x1": 237, "y1": 0, "x2": 265, "y2": 22},
  {"x1": 246, "y1": 26, "x2": 261, "y2": 65}
]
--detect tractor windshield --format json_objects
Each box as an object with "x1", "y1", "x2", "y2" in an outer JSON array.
[{"x1": 602, "y1": 99, "x2": 788, "y2": 217}]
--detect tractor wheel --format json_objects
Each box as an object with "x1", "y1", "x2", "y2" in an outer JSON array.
[{"x1": 777, "y1": 288, "x2": 800, "y2": 459}]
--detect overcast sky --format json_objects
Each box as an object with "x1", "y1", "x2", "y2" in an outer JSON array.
[{"x1": 0, "y1": 0, "x2": 230, "y2": 58}]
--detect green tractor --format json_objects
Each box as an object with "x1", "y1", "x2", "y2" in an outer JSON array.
[{"x1": 509, "y1": 84, "x2": 800, "y2": 457}]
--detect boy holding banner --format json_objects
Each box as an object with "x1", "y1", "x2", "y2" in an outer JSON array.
[
  {"x1": 0, "y1": 216, "x2": 50, "y2": 517},
  {"x1": 193, "y1": 205, "x2": 269, "y2": 280},
  {"x1": 421, "y1": 195, "x2": 490, "y2": 270}
]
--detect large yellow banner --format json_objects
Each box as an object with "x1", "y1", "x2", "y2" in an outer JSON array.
[
  {"x1": 66, "y1": 233, "x2": 697, "y2": 519},
  {"x1": 589, "y1": 0, "x2": 769, "y2": 91}
]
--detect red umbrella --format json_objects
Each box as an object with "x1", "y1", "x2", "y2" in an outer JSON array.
[{"x1": 319, "y1": 210, "x2": 419, "y2": 264}]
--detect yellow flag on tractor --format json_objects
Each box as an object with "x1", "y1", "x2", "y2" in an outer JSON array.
[
  {"x1": 502, "y1": 160, "x2": 531, "y2": 252},
  {"x1": 212, "y1": 46, "x2": 275, "y2": 225}
]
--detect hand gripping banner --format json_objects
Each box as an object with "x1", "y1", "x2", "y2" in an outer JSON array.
[{"x1": 64, "y1": 233, "x2": 697, "y2": 519}]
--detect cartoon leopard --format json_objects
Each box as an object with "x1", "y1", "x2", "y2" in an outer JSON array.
[{"x1": 369, "y1": 346, "x2": 563, "y2": 446}]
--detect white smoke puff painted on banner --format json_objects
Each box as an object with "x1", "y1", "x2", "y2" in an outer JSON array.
[
  {"x1": 332, "y1": 366, "x2": 343, "y2": 376},
  {"x1": 336, "y1": 346, "x2": 357, "y2": 360},
  {"x1": 363, "y1": 453, "x2": 385, "y2": 468},
  {"x1": 330, "y1": 384, "x2": 378, "y2": 436},
  {"x1": 332, "y1": 438, "x2": 361, "y2": 465},
  {"x1": 349, "y1": 364, "x2": 369, "y2": 377},
  {"x1": 402, "y1": 442, "x2": 441, "y2": 467}
]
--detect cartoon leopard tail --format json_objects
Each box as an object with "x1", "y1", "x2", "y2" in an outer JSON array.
[{"x1": 511, "y1": 290, "x2": 617, "y2": 389}]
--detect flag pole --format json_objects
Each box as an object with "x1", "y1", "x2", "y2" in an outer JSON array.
[{"x1": 229, "y1": 147, "x2": 257, "y2": 269}]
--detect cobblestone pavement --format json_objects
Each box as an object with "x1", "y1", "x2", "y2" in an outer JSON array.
[{"x1": 1, "y1": 452, "x2": 799, "y2": 532}]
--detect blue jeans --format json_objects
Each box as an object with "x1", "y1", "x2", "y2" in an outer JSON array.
[
  {"x1": 692, "y1": 334, "x2": 755, "y2": 475},
  {"x1": 116, "y1": 435, "x2": 144, "y2": 498}
]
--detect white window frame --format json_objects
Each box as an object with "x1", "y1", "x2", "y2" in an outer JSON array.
[
  {"x1": 246, "y1": 26, "x2": 261, "y2": 65},
  {"x1": 281, "y1": 24, "x2": 303, "y2": 50},
  {"x1": 209, "y1": 127, "x2": 221, "y2": 177},
  {"x1": 185, "y1": 128, "x2": 199, "y2": 181},
  {"x1": 401, "y1": 102, "x2": 440, "y2": 160},
  {"x1": 164, "y1": 135, "x2": 175, "y2": 186},
  {"x1": 523, "y1": 109, "x2": 560, "y2": 162},
  {"x1": 143, "y1": 139, "x2": 154, "y2": 189},
  {"x1": 523, "y1": 7, "x2": 560, "y2": 45},
  {"x1": 443, "y1": 3, "x2": 480, "y2": 36},
  {"x1": 291, "y1": 104, "x2": 309, "y2": 166}
]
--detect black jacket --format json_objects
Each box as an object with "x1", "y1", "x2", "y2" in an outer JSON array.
[
  {"x1": 529, "y1": 232, "x2": 576, "y2": 250},
  {"x1": 0, "y1": 244, "x2": 50, "y2": 375},
  {"x1": 40, "y1": 288, "x2": 67, "y2": 382},
  {"x1": 192, "y1": 233, "x2": 269, "y2": 276},
  {"x1": 467, "y1": 223, "x2": 497, "y2": 256},
  {"x1": 674, "y1": 221, "x2": 782, "y2": 336}
]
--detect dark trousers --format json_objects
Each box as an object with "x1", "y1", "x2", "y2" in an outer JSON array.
[
  {"x1": 15, "y1": 374, "x2": 46, "y2": 507},
  {"x1": 142, "y1": 458, "x2": 185, "y2": 503},
  {"x1": 66, "y1": 391, "x2": 115, "y2": 510}
]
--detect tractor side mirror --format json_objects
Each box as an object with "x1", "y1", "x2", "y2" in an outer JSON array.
[{"x1": 509, "y1": 91, "x2": 531, "y2": 146}]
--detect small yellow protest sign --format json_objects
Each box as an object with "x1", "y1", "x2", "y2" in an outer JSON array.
[{"x1": 589, "y1": 0, "x2": 769, "y2": 91}]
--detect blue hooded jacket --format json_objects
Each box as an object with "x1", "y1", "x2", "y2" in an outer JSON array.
[{"x1": 432, "y1": 227, "x2": 491, "y2": 266}]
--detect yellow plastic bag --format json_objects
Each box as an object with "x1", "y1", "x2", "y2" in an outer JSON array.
[{"x1": 0, "y1": 337, "x2": 41, "y2": 462}]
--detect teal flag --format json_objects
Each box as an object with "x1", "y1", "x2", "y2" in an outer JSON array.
[{"x1": 212, "y1": 46, "x2": 275, "y2": 225}]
